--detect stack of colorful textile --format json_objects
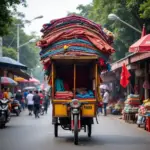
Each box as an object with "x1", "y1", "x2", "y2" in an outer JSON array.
[
  {"x1": 143, "y1": 99, "x2": 150, "y2": 110},
  {"x1": 125, "y1": 94, "x2": 141, "y2": 106},
  {"x1": 55, "y1": 91, "x2": 73, "y2": 99},
  {"x1": 123, "y1": 104, "x2": 139, "y2": 113},
  {"x1": 76, "y1": 90, "x2": 94, "y2": 99},
  {"x1": 37, "y1": 15, "x2": 115, "y2": 74}
]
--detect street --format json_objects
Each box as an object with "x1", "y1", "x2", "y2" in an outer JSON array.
[{"x1": 0, "y1": 107, "x2": 150, "y2": 150}]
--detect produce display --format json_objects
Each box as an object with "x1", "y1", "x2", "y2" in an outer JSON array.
[
  {"x1": 123, "y1": 104, "x2": 139, "y2": 113},
  {"x1": 125, "y1": 94, "x2": 141, "y2": 106},
  {"x1": 143, "y1": 99, "x2": 150, "y2": 110}
]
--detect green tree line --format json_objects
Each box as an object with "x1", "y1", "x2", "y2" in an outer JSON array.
[{"x1": 69, "y1": 0, "x2": 150, "y2": 61}]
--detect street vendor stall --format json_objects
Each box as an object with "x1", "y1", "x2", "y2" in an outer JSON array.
[
  {"x1": 123, "y1": 94, "x2": 140, "y2": 123},
  {"x1": 137, "y1": 99, "x2": 150, "y2": 132}
]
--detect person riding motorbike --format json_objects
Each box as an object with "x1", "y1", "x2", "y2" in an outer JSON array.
[{"x1": 2, "y1": 88, "x2": 11, "y2": 120}]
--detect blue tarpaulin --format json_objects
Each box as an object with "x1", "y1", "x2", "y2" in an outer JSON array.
[{"x1": 0, "y1": 57, "x2": 27, "y2": 70}]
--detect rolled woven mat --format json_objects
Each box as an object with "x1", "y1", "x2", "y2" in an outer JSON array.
[
  {"x1": 37, "y1": 28, "x2": 115, "y2": 53},
  {"x1": 40, "y1": 42, "x2": 101, "y2": 55},
  {"x1": 40, "y1": 39, "x2": 94, "y2": 55},
  {"x1": 42, "y1": 23, "x2": 108, "y2": 43},
  {"x1": 41, "y1": 46, "x2": 109, "y2": 61},
  {"x1": 41, "y1": 15, "x2": 103, "y2": 33}
]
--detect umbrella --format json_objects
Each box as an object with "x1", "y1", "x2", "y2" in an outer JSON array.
[
  {"x1": 14, "y1": 77, "x2": 28, "y2": 82},
  {"x1": 129, "y1": 34, "x2": 150, "y2": 52},
  {"x1": 23, "y1": 86, "x2": 36, "y2": 91},
  {"x1": 0, "y1": 77, "x2": 18, "y2": 86},
  {"x1": 0, "y1": 57, "x2": 27, "y2": 70},
  {"x1": 100, "y1": 84, "x2": 109, "y2": 90},
  {"x1": 28, "y1": 78, "x2": 40, "y2": 84}
]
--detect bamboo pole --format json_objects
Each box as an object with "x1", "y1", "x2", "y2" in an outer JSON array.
[
  {"x1": 74, "y1": 64, "x2": 76, "y2": 98},
  {"x1": 52, "y1": 63, "x2": 54, "y2": 98},
  {"x1": 95, "y1": 63, "x2": 98, "y2": 97}
]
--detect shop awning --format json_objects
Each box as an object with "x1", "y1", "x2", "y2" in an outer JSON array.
[
  {"x1": 129, "y1": 34, "x2": 150, "y2": 52},
  {"x1": 8, "y1": 69, "x2": 30, "y2": 80},
  {"x1": 14, "y1": 77, "x2": 28, "y2": 82},
  {"x1": 0, "y1": 57, "x2": 27, "y2": 70}
]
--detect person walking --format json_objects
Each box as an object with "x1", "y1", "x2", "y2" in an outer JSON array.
[
  {"x1": 39, "y1": 90, "x2": 44, "y2": 105},
  {"x1": 24, "y1": 90, "x2": 29, "y2": 108},
  {"x1": 43, "y1": 92, "x2": 49, "y2": 114},
  {"x1": 26, "y1": 91, "x2": 34, "y2": 116},
  {"x1": 103, "y1": 89, "x2": 110, "y2": 116},
  {"x1": 33, "y1": 90, "x2": 41, "y2": 118}
]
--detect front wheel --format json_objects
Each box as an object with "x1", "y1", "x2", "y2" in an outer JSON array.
[
  {"x1": 0, "y1": 116, "x2": 6, "y2": 129},
  {"x1": 40, "y1": 109, "x2": 44, "y2": 115},
  {"x1": 87, "y1": 124, "x2": 92, "y2": 137},
  {"x1": 74, "y1": 115, "x2": 79, "y2": 145}
]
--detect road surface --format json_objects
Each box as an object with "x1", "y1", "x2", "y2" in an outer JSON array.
[{"x1": 0, "y1": 107, "x2": 150, "y2": 150}]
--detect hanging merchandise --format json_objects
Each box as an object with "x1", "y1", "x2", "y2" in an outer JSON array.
[
  {"x1": 134, "y1": 84, "x2": 139, "y2": 94},
  {"x1": 120, "y1": 63, "x2": 131, "y2": 88},
  {"x1": 135, "y1": 68, "x2": 143, "y2": 77},
  {"x1": 143, "y1": 80, "x2": 150, "y2": 89}
]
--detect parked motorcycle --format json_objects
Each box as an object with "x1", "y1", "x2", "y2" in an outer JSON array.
[
  {"x1": 40, "y1": 104, "x2": 45, "y2": 115},
  {"x1": 11, "y1": 100, "x2": 21, "y2": 116},
  {"x1": 0, "y1": 99, "x2": 11, "y2": 128}
]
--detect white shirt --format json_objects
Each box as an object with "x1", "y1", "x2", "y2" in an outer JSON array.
[
  {"x1": 103, "y1": 92, "x2": 109, "y2": 103},
  {"x1": 26, "y1": 93, "x2": 34, "y2": 105}
]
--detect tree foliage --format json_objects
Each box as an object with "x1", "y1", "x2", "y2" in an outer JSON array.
[
  {"x1": 0, "y1": 0, "x2": 26, "y2": 36},
  {"x1": 140, "y1": 0, "x2": 150, "y2": 19},
  {"x1": 69, "y1": 0, "x2": 150, "y2": 61},
  {"x1": 2, "y1": 17, "x2": 40, "y2": 69},
  {"x1": 2, "y1": 46, "x2": 17, "y2": 60}
]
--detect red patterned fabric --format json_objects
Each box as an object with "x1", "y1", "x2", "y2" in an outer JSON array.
[{"x1": 37, "y1": 28, "x2": 115, "y2": 54}]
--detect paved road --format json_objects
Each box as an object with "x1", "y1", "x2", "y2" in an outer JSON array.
[{"x1": 0, "y1": 107, "x2": 150, "y2": 150}]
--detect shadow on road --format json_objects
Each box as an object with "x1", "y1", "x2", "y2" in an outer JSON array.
[{"x1": 55, "y1": 134, "x2": 150, "y2": 146}]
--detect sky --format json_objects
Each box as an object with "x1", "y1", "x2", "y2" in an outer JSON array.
[{"x1": 18, "y1": 0, "x2": 92, "y2": 36}]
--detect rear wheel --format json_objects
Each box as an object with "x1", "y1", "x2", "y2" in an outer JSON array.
[
  {"x1": 74, "y1": 115, "x2": 79, "y2": 145},
  {"x1": 0, "y1": 123, "x2": 5, "y2": 129},
  {"x1": 54, "y1": 124, "x2": 58, "y2": 137},
  {"x1": 16, "y1": 110, "x2": 20, "y2": 116},
  {"x1": 87, "y1": 124, "x2": 92, "y2": 137}
]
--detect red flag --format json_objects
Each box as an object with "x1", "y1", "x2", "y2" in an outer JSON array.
[
  {"x1": 120, "y1": 63, "x2": 131, "y2": 88},
  {"x1": 141, "y1": 24, "x2": 146, "y2": 38}
]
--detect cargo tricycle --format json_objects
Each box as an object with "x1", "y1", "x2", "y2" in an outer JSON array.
[{"x1": 51, "y1": 56, "x2": 101, "y2": 145}]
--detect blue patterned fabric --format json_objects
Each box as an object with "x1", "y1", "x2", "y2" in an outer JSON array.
[
  {"x1": 55, "y1": 78, "x2": 65, "y2": 92},
  {"x1": 41, "y1": 46, "x2": 109, "y2": 61},
  {"x1": 40, "y1": 39, "x2": 94, "y2": 55},
  {"x1": 76, "y1": 90, "x2": 94, "y2": 98}
]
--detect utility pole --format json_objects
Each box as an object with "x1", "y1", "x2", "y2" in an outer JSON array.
[
  {"x1": 0, "y1": 37, "x2": 2, "y2": 57},
  {"x1": 17, "y1": 24, "x2": 20, "y2": 62}
]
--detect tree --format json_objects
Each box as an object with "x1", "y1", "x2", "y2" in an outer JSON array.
[
  {"x1": 70, "y1": 0, "x2": 150, "y2": 61},
  {"x1": 0, "y1": 0, "x2": 26, "y2": 36},
  {"x1": 140, "y1": 0, "x2": 150, "y2": 19},
  {"x1": 2, "y1": 46, "x2": 17, "y2": 60},
  {"x1": 2, "y1": 17, "x2": 40, "y2": 69}
]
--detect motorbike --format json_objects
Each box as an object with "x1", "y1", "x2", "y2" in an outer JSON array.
[
  {"x1": 40, "y1": 104, "x2": 45, "y2": 115},
  {"x1": 0, "y1": 99, "x2": 11, "y2": 128},
  {"x1": 11, "y1": 100, "x2": 21, "y2": 116},
  {"x1": 53, "y1": 99, "x2": 92, "y2": 145}
]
